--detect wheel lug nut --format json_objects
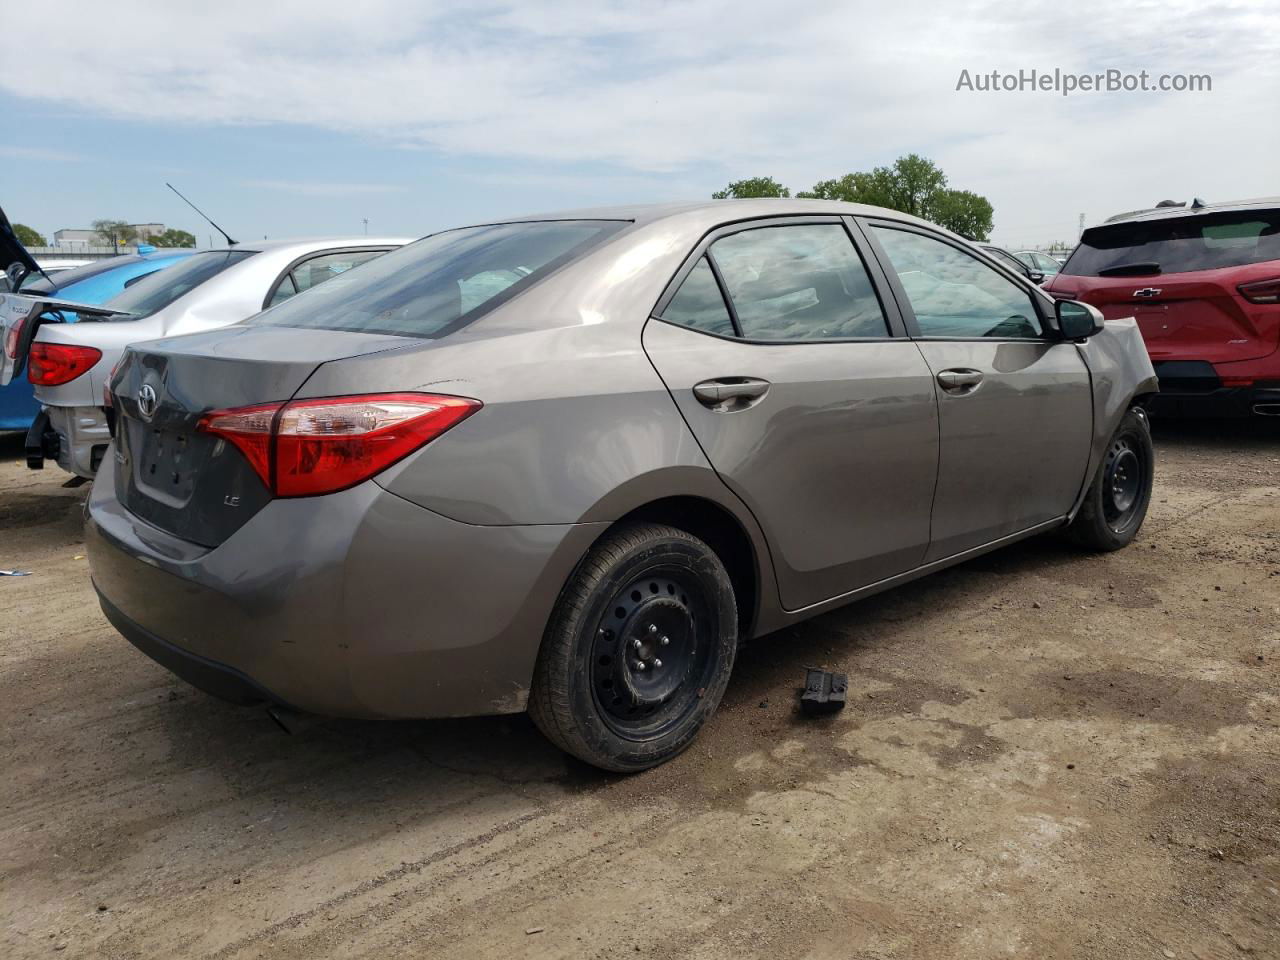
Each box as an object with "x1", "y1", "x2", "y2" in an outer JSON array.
[
  {"x1": 648, "y1": 624, "x2": 658, "y2": 634},
  {"x1": 653, "y1": 658, "x2": 662, "y2": 668},
  {"x1": 635, "y1": 661, "x2": 646, "y2": 671},
  {"x1": 660, "y1": 636, "x2": 669, "y2": 646},
  {"x1": 633, "y1": 639, "x2": 642, "y2": 651}
]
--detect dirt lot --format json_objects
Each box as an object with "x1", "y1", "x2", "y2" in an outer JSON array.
[{"x1": 1, "y1": 422, "x2": 1278, "y2": 960}]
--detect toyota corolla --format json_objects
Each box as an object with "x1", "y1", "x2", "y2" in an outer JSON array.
[{"x1": 87, "y1": 200, "x2": 1159, "y2": 771}]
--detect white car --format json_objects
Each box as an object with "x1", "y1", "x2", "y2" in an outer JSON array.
[{"x1": 15, "y1": 237, "x2": 409, "y2": 477}]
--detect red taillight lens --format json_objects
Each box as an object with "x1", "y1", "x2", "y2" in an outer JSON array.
[
  {"x1": 27, "y1": 343, "x2": 102, "y2": 386},
  {"x1": 1238, "y1": 278, "x2": 1280, "y2": 304},
  {"x1": 3, "y1": 315, "x2": 24, "y2": 360},
  {"x1": 198, "y1": 393, "x2": 480, "y2": 497}
]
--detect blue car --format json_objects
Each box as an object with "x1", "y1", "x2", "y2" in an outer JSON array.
[{"x1": 0, "y1": 213, "x2": 193, "y2": 429}]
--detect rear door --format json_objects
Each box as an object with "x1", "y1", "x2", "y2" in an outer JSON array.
[
  {"x1": 862, "y1": 219, "x2": 1093, "y2": 562},
  {"x1": 642, "y1": 217, "x2": 939, "y2": 611}
]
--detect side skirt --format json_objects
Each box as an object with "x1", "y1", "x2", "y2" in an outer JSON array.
[{"x1": 753, "y1": 516, "x2": 1068, "y2": 636}]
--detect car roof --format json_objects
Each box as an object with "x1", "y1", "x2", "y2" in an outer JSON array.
[
  {"x1": 468, "y1": 199, "x2": 940, "y2": 232},
  {"x1": 200, "y1": 236, "x2": 414, "y2": 255},
  {"x1": 1102, "y1": 196, "x2": 1280, "y2": 226}
]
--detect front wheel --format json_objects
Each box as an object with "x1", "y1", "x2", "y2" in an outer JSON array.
[
  {"x1": 1064, "y1": 406, "x2": 1154, "y2": 551},
  {"x1": 529, "y1": 522, "x2": 738, "y2": 773}
]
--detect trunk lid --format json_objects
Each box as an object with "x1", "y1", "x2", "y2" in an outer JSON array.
[
  {"x1": 1, "y1": 293, "x2": 129, "y2": 385},
  {"x1": 0, "y1": 205, "x2": 41, "y2": 289},
  {"x1": 110, "y1": 325, "x2": 414, "y2": 547}
]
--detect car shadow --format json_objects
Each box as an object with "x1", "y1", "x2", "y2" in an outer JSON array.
[{"x1": 1150, "y1": 414, "x2": 1280, "y2": 450}]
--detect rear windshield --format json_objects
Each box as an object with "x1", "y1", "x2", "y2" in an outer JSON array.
[
  {"x1": 103, "y1": 250, "x2": 255, "y2": 316},
  {"x1": 248, "y1": 220, "x2": 626, "y2": 338},
  {"x1": 1064, "y1": 210, "x2": 1280, "y2": 276},
  {"x1": 20, "y1": 255, "x2": 145, "y2": 294}
]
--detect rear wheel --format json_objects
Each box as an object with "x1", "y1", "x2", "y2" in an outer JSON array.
[
  {"x1": 1065, "y1": 407, "x2": 1154, "y2": 551},
  {"x1": 529, "y1": 522, "x2": 737, "y2": 772}
]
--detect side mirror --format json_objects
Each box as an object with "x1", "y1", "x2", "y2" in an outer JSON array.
[
  {"x1": 1029, "y1": 270, "x2": 1045, "y2": 284},
  {"x1": 1056, "y1": 299, "x2": 1104, "y2": 340}
]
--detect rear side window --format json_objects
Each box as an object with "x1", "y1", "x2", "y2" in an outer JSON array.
[
  {"x1": 661, "y1": 257, "x2": 734, "y2": 336},
  {"x1": 250, "y1": 220, "x2": 625, "y2": 338},
  {"x1": 267, "y1": 249, "x2": 387, "y2": 306},
  {"x1": 712, "y1": 224, "x2": 888, "y2": 340},
  {"x1": 1065, "y1": 211, "x2": 1280, "y2": 276},
  {"x1": 104, "y1": 250, "x2": 255, "y2": 317}
]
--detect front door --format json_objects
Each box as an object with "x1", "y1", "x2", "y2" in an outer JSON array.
[
  {"x1": 642, "y1": 219, "x2": 939, "y2": 611},
  {"x1": 864, "y1": 221, "x2": 1094, "y2": 561}
]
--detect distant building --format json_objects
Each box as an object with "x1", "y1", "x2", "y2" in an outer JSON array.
[
  {"x1": 53, "y1": 223, "x2": 170, "y2": 249},
  {"x1": 53, "y1": 228, "x2": 98, "y2": 249}
]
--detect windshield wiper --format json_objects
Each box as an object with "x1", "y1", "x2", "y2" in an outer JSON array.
[{"x1": 1097, "y1": 261, "x2": 1161, "y2": 277}]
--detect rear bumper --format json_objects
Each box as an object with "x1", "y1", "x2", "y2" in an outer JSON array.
[
  {"x1": 87, "y1": 450, "x2": 608, "y2": 718},
  {"x1": 30, "y1": 403, "x2": 109, "y2": 477},
  {"x1": 100, "y1": 594, "x2": 284, "y2": 706},
  {"x1": 1149, "y1": 359, "x2": 1280, "y2": 417}
]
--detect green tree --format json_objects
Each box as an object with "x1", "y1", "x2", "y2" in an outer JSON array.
[
  {"x1": 926, "y1": 189, "x2": 994, "y2": 241},
  {"x1": 91, "y1": 219, "x2": 138, "y2": 252},
  {"x1": 712, "y1": 176, "x2": 790, "y2": 199},
  {"x1": 797, "y1": 154, "x2": 994, "y2": 239},
  {"x1": 147, "y1": 228, "x2": 196, "y2": 248},
  {"x1": 13, "y1": 223, "x2": 46, "y2": 247}
]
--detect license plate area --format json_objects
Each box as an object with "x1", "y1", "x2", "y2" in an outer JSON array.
[{"x1": 127, "y1": 421, "x2": 203, "y2": 507}]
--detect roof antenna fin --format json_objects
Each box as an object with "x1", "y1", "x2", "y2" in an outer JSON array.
[{"x1": 166, "y1": 183, "x2": 236, "y2": 247}]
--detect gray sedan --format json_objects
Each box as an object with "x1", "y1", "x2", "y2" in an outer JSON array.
[{"x1": 87, "y1": 200, "x2": 1158, "y2": 771}]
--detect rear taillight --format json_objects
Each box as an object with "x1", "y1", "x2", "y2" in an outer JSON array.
[
  {"x1": 103, "y1": 358, "x2": 123, "y2": 408},
  {"x1": 198, "y1": 393, "x2": 480, "y2": 497},
  {"x1": 1238, "y1": 278, "x2": 1280, "y2": 304},
  {"x1": 3, "y1": 315, "x2": 24, "y2": 359},
  {"x1": 27, "y1": 343, "x2": 102, "y2": 386}
]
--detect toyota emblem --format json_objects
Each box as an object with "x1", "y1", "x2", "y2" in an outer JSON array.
[{"x1": 137, "y1": 383, "x2": 158, "y2": 420}]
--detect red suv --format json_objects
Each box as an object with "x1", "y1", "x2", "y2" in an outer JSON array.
[{"x1": 1045, "y1": 199, "x2": 1280, "y2": 416}]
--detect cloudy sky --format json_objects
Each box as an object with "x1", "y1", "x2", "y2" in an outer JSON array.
[{"x1": 2, "y1": 0, "x2": 1276, "y2": 247}]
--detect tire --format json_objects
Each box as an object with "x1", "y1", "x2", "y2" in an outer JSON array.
[
  {"x1": 1065, "y1": 406, "x2": 1154, "y2": 551},
  {"x1": 529, "y1": 522, "x2": 738, "y2": 773}
]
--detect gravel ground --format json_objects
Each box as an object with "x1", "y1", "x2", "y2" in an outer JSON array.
[{"x1": 1, "y1": 420, "x2": 1278, "y2": 959}]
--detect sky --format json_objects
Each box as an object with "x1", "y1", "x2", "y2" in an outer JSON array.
[{"x1": 2, "y1": 0, "x2": 1277, "y2": 249}]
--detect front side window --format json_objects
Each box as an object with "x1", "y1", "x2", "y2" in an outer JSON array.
[
  {"x1": 708, "y1": 224, "x2": 888, "y2": 341},
  {"x1": 104, "y1": 250, "x2": 255, "y2": 317},
  {"x1": 873, "y1": 227, "x2": 1041, "y2": 339},
  {"x1": 251, "y1": 220, "x2": 624, "y2": 338}
]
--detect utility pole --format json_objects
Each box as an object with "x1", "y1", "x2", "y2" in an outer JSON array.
[
  {"x1": 1078, "y1": 213, "x2": 1085, "y2": 239},
  {"x1": 362, "y1": 218, "x2": 369, "y2": 236}
]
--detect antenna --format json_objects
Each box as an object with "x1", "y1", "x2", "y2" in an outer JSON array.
[{"x1": 166, "y1": 183, "x2": 236, "y2": 247}]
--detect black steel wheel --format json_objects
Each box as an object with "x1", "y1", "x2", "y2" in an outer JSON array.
[
  {"x1": 1101, "y1": 436, "x2": 1144, "y2": 534},
  {"x1": 1065, "y1": 406, "x2": 1154, "y2": 551},
  {"x1": 529, "y1": 522, "x2": 737, "y2": 772}
]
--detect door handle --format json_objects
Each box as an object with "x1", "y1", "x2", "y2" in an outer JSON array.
[
  {"x1": 936, "y1": 368, "x2": 984, "y2": 392},
  {"x1": 692, "y1": 377, "x2": 771, "y2": 409}
]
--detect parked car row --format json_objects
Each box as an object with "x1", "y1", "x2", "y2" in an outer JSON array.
[
  {"x1": 2, "y1": 198, "x2": 1161, "y2": 771},
  {"x1": 0, "y1": 213, "x2": 197, "y2": 430},
  {"x1": 18, "y1": 238, "x2": 408, "y2": 476}
]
